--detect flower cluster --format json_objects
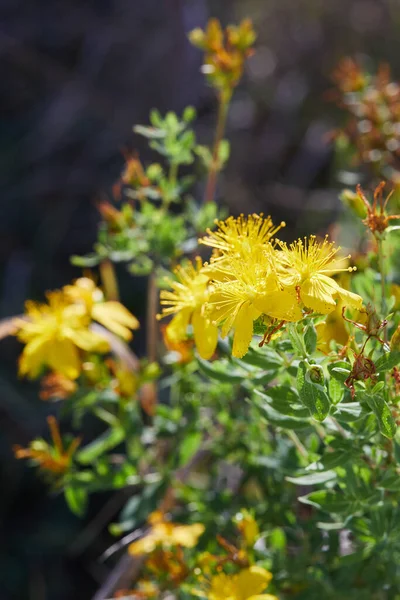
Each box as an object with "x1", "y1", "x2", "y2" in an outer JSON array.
[
  {"x1": 129, "y1": 511, "x2": 205, "y2": 556},
  {"x1": 356, "y1": 181, "x2": 400, "y2": 235},
  {"x1": 331, "y1": 58, "x2": 400, "y2": 180},
  {"x1": 189, "y1": 18, "x2": 256, "y2": 99},
  {"x1": 13, "y1": 416, "x2": 80, "y2": 482},
  {"x1": 13, "y1": 277, "x2": 139, "y2": 380},
  {"x1": 125, "y1": 510, "x2": 277, "y2": 600},
  {"x1": 159, "y1": 214, "x2": 362, "y2": 358}
]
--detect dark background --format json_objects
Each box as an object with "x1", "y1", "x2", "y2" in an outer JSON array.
[{"x1": 1, "y1": 0, "x2": 399, "y2": 598}]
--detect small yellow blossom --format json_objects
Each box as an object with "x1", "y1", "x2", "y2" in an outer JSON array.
[
  {"x1": 234, "y1": 509, "x2": 260, "y2": 547},
  {"x1": 129, "y1": 513, "x2": 204, "y2": 556},
  {"x1": 277, "y1": 236, "x2": 362, "y2": 315},
  {"x1": 114, "y1": 581, "x2": 158, "y2": 599},
  {"x1": 13, "y1": 416, "x2": 80, "y2": 478},
  {"x1": 106, "y1": 359, "x2": 139, "y2": 398},
  {"x1": 207, "y1": 250, "x2": 301, "y2": 358},
  {"x1": 158, "y1": 258, "x2": 218, "y2": 360},
  {"x1": 315, "y1": 303, "x2": 350, "y2": 353},
  {"x1": 206, "y1": 566, "x2": 277, "y2": 600},
  {"x1": 200, "y1": 214, "x2": 284, "y2": 257},
  {"x1": 189, "y1": 19, "x2": 256, "y2": 98},
  {"x1": 161, "y1": 324, "x2": 194, "y2": 364},
  {"x1": 64, "y1": 278, "x2": 139, "y2": 341},
  {"x1": 199, "y1": 214, "x2": 285, "y2": 277},
  {"x1": 14, "y1": 292, "x2": 109, "y2": 379},
  {"x1": 146, "y1": 547, "x2": 189, "y2": 584}
]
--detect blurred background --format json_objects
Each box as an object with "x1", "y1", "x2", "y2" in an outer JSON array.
[{"x1": 1, "y1": 0, "x2": 399, "y2": 598}]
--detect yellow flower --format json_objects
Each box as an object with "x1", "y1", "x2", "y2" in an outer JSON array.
[
  {"x1": 277, "y1": 236, "x2": 362, "y2": 315},
  {"x1": 207, "y1": 566, "x2": 277, "y2": 600},
  {"x1": 207, "y1": 250, "x2": 302, "y2": 358},
  {"x1": 315, "y1": 303, "x2": 349, "y2": 353},
  {"x1": 199, "y1": 214, "x2": 285, "y2": 276},
  {"x1": 13, "y1": 416, "x2": 80, "y2": 478},
  {"x1": 14, "y1": 292, "x2": 109, "y2": 379},
  {"x1": 161, "y1": 324, "x2": 194, "y2": 364},
  {"x1": 64, "y1": 277, "x2": 139, "y2": 341},
  {"x1": 235, "y1": 509, "x2": 260, "y2": 547},
  {"x1": 189, "y1": 18, "x2": 256, "y2": 96},
  {"x1": 158, "y1": 258, "x2": 218, "y2": 360},
  {"x1": 129, "y1": 513, "x2": 204, "y2": 556}
]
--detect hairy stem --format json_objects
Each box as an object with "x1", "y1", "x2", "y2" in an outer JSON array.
[
  {"x1": 100, "y1": 259, "x2": 119, "y2": 301},
  {"x1": 377, "y1": 236, "x2": 388, "y2": 341},
  {"x1": 146, "y1": 270, "x2": 158, "y2": 363},
  {"x1": 287, "y1": 430, "x2": 308, "y2": 458},
  {"x1": 203, "y1": 92, "x2": 231, "y2": 204}
]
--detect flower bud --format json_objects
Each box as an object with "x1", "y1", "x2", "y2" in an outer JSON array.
[
  {"x1": 390, "y1": 324, "x2": 400, "y2": 351},
  {"x1": 340, "y1": 189, "x2": 368, "y2": 219},
  {"x1": 188, "y1": 28, "x2": 206, "y2": 49},
  {"x1": 307, "y1": 365, "x2": 325, "y2": 385}
]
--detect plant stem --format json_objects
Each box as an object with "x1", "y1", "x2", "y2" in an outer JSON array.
[
  {"x1": 163, "y1": 162, "x2": 179, "y2": 210},
  {"x1": 146, "y1": 270, "x2": 158, "y2": 363},
  {"x1": 140, "y1": 270, "x2": 159, "y2": 417},
  {"x1": 169, "y1": 162, "x2": 178, "y2": 188},
  {"x1": 287, "y1": 430, "x2": 308, "y2": 459},
  {"x1": 100, "y1": 259, "x2": 119, "y2": 301},
  {"x1": 203, "y1": 91, "x2": 231, "y2": 204},
  {"x1": 377, "y1": 235, "x2": 388, "y2": 341}
]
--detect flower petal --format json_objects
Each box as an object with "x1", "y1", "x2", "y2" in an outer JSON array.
[
  {"x1": 235, "y1": 566, "x2": 272, "y2": 598},
  {"x1": 166, "y1": 308, "x2": 192, "y2": 344},
  {"x1": 66, "y1": 327, "x2": 110, "y2": 353},
  {"x1": 47, "y1": 339, "x2": 81, "y2": 379},
  {"x1": 300, "y1": 276, "x2": 337, "y2": 314},
  {"x1": 168, "y1": 522, "x2": 205, "y2": 547},
  {"x1": 337, "y1": 286, "x2": 363, "y2": 310},
  {"x1": 254, "y1": 290, "x2": 302, "y2": 322},
  {"x1": 92, "y1": 302, "x2": 139, "y2": 341},
  {"x1": 232, "y1": 303, "x2": 259, "y2": 358},
  {"x1": 192, "y1": 309, "x2": 218, "y2": 360},
  {"x1": 19, "y1": 337, "x2": 50, "y2": 378},
  {"x1": 248, "y1": 595, "x2": 278, "y2": 600}
]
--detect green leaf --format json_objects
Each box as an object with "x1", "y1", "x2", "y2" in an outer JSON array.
[
  {"x1": 297, "y1": 361, "x2": 330, "y2": 421},
  {"x1": 378, "y1": 470, "x2": 400, "y2": 491},
  {"x1": 375, "y1": 352, "x2": 400, "y2": 372},
  {"x1": 333, "y1": 402, "x2": 362, "y2": 422},
  {"x1": 253, "y1": 390, "x2": 310, "y2": 429},
  {"x1": 286, "y1": 470, "x2": 337, "y2": 486},
  {"x1": 179, "y1": 431, "x2": 202, "y2": 466},
  {"x1": 256, "y1": 386, "x2": 309, "y2": 419},
  {"x1": 317, "y1": 521, "x2": 345, "y2": 531},
  {"x1": 115, "y1": 480, "x2": 167, "y2": 534},
  {"x1": 365, "y1": 394, "x2": 396, "y2": 439},
  {"x1": 329, "y1": 377, "x2": 344, "y2": 405},
  {"x1": 304, "y1": 323, "x2": 317, "y2": 355},
  {"x1": 339, "y1": 548, "x2": 373, "y2": 566},
  {"x1": 134, "y1": 124, "x2": 165, "y2": 139},
  {"x1": 217, "y1": 140, "x2": 230, "y2": 169},
  {"x1": 238, "y1": 346, "x2": 282, "y2": 370},
  {"x1": 269, "y1": 527, "x2": 286, "y2": 551},
  {"x1": 64, "y1": 486, "x2": 88, "y2": 517},
  {"x1": 288, "y1": 323, "x2": 306, "y2": 357},
  {"x1": 76, "y1": 427, "x2": 125, "y2": 465},
  {"x1": 70, "y1": 253, "x2": 101, "y2": 267},
  {"x1": 196, "y1": 357, "x2": 243, "y2": 384},
  {"x1": 299, "y1": 490, "x2": 353, "y2": 514},
  {"x1": 328, "y1": 365, "x2": 351, "y2": 383},
  {"x1": 183, "y1": 106, "x2": 196, "y2": 122}
]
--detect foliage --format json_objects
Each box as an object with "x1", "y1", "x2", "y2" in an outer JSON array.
[{"x1": 9, "y1": 16, "x2": 400, "y2": 600}]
